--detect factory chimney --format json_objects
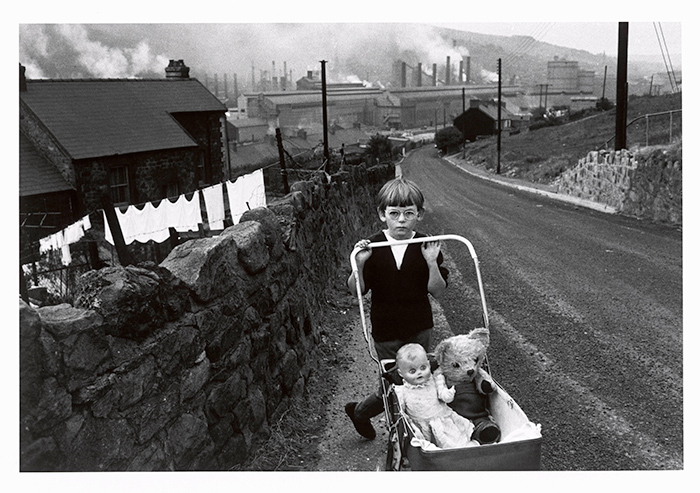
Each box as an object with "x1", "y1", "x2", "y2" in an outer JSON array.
[
  {"x1": 417, "y1": 62, "x2": 422, "y2": 87},
  {"x1": 401, "y1": 62, "x2": 407, "y2": 88},
  {"x1": 446, "y1": 56, "x2": 451, "y2": 85},
  {"x1": 465, "y1": 56, "x2": 471, "y2": 84},
  {"x1": 432, "y1": 63, "x2": 437, "y2": 86}
]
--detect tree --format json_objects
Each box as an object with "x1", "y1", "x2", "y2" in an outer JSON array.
[
  {"x1": 365, "y1": 134, "x2": 392, "y2": 163},
  {"x1": 435, "y1": 126, "x2": 464, "y2": 154}
]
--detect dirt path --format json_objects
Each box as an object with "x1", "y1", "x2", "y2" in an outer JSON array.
[{"x1": 311, "y1": 289, "x2": 455, "y2": 471}]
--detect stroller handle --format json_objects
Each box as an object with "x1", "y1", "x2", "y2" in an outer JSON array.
[{"x1": 350, "y1": 234, "x2": 490, "y2": 363}]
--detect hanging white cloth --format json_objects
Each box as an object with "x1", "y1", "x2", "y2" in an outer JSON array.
[
  {"x1": 225, "y1": 169, "x2": 266, "y2": 224},
  {"x1": 160, "y1": 191, "x2": 202, "y2": 233},
  {"x1": 202, "y1": 184, "x2": 226, "y2": 230},
  {"x1": 104, "y1": 192, "x2": 202, "y2": 245},
  {"x1": 39, "y1": 214, "x2": 92, "y2": 264}
]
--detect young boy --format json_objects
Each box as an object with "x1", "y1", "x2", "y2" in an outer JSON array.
[{"x1": 345, "y1": 177, "x2": 448, "y2": 440}]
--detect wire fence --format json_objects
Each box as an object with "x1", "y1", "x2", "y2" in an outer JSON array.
[{"x1": 600, "y1": 109, "x2": 682, "y2": 150}]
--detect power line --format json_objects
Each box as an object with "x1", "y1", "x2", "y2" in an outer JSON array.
[{"x1": 654, "y1": 22, "x2": 679, "y2": 93}]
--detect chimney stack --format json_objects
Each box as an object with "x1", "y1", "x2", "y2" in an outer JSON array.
[
  {"x1": 401, "y1": 62, "x2": 407, "y2": 88},
  {"x1": 446, "y1": 56, "x2": 451, "y2": 85},
  {"x1": 432, "y1": 63, "x2": 437, "y2": 86},
  {"x1": 20, "y1": 63, "x2": 27, "y2": 92},
  {"x1": 465, "y1": 56, "x2": 471, "y2": 84},
  {"x1": 417, "y1": 62, "x2": 422, "y2": 87},
  {"x1": 459, "y1": 60, "x2": 464, "y2": 84},
  {"x1": 165, "y1": 59, "x2": 190, "y2": 79}
]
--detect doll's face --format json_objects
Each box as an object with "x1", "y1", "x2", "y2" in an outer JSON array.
[{"x1": 397, "y1": 352, "x2": 431, "y2": 386}]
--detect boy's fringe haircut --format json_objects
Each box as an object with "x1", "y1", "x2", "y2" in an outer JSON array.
[{"x1": 377, "y1": 178, "x2": 425, "y2": 211}]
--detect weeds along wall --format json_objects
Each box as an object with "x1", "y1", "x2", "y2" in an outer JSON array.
[
  {"x1": 19, "y1": 163, "x2": 395, "y2": 471},
  {"x1": 556, "y1": 145, "x2": 682, "y2": 225}
]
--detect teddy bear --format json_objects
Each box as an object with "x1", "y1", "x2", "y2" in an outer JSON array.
[{"x1": 433, "y1": 328, "x2": 501, "y2": 445}]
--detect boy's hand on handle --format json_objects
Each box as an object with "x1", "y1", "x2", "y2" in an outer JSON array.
[
  {"x1": 421, "y1": 240, "x2": 442, "y2": 263},
  {"x1": 354, "y1": 239, "x2": 372, "y2": 265}
]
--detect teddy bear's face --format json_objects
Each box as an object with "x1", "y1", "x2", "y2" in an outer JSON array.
[{"x1": 434, "y1": 330, "x2": 489, "y2": 383}]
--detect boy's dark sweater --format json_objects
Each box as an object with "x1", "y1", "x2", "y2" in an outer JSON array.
[{"x1": 363, "y1": 231, "x2": 448, "y2": 342}]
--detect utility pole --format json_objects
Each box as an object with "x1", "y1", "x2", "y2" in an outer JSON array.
[
  {"x1": 615, "y1": 22, "x2": 629, "y2": 151},
  {"x1": 275, "y1": 128, "x2": 289, "y2": 194},
  {"x1": 602, "y1": 65, "x2": 608, "y2": 101},
  {"x1": 320, "y1": 60, "x2": 330, "y2": 172},
  {"x1": 497, "y1": 58, "x2": 502, "y2": 175}
]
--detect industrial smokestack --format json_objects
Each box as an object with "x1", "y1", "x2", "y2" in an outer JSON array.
[
  {"x1": 20, "y1": 63, "x2": 27, "y2": 92},
  {"x1": 283, "y1": 61, "x2": 288, "y2": 90},
  {"x1": 272, "y1": 61, "x2": 276, "y2": 90},
  {"x1": 401, "y1": 62, "x2": 407, "y2": 88},
  {"x1": 417, "y1": 62, "x2": 422, "y2": 87},
  {"x1": 433, "y1": 63, "x2": 437, "y2": 86},
  {"x1": 459, "y1": 60, "x2": 464, "y2": 84},
  {"x1": 446, "y1": 56, "x2": 451, "y2": 85},
  {"x1": 465, "y1": 56, "x2": 471, "y2": 85}
]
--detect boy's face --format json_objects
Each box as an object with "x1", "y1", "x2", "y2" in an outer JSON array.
[
  {"x1": 398, "y1": 352, "x2": 431, "y2": 386},
  {"x1": 379, "y1": 205, "x2": 421, "y2": 240}
]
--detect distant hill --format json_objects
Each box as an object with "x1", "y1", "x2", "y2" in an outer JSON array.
[
  {"x1": 459, "y1": 92, "x2": 682, "y2": 183},
  {"x1": 429, "y1": 25, "x2": 677, "y2": 96}
]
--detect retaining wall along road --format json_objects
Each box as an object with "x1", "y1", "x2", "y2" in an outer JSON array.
[
  {"x1": 556, "y1": 145, "x2": 682, "y2": 225},
  {"x1": 19, "y1": 164, "x2": 395, "y2": 471}
]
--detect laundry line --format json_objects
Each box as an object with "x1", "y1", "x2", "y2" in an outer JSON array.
[{"x1": 104, "y1": 168, "x2": 266, "y2": 246}]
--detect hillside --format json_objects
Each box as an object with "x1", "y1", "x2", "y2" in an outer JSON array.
[{"x1": 460, "y1": 92, "x2": 682, "y2": 184}]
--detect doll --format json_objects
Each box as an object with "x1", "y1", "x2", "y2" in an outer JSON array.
[{"x1": 393, "y1": 343, "x2": 477, "y2": 449}]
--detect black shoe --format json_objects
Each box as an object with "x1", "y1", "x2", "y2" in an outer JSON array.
[{"x1": 345, "y1": 402, "x2": 376, "y2": 440}]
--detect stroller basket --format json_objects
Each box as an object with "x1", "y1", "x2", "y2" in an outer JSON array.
[
  {"x1": 351, "y1": 235, "x2": 542, "y2": 471},
  {"x1": 381, "y1": 359, "x2": 542, "y2": 471}
]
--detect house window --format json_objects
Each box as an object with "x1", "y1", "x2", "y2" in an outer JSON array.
[{"x1": 110, "y1": 166, "x2": 130, "y2": 205}]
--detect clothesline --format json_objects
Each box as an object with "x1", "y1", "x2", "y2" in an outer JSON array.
[{"x1": 29, "y1": 168, "x2": 267, "y2": 257}]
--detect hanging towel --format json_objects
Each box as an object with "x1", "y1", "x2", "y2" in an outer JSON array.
[
  {"x1": 39, "y1": 214, "x2": 92, "y2": 254},
  {"x1": 164, "y1": 191, "x2": 202, "y2": 233},
  {"x1": 105, "y1": 202, "x2": 170, "y2": 245},
  {"x1": 202, "y1": 183, "x2": 226, "y2": 230},
  {"x1": 226, "y1": 169, "x2": 266, "y2": 224},
  {"x1": 104, "y1": 192, "x2": 202, "y2": 245}
]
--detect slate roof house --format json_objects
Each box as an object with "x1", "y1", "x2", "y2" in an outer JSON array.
[
  {"x1": 453, "y1": 99, "x2": 514, "y2": 142},
  {"x1": 19, "y1": 60, "x2": 229, "y2": 249}
]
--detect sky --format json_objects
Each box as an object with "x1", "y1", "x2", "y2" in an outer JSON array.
[{"x1": 12, "y1": 1, "x2": 685, "y2": 57}]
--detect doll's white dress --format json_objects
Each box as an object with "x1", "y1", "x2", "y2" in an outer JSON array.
[{"x1": 394, "y1": 375, "x2": 475, "y2": 449}]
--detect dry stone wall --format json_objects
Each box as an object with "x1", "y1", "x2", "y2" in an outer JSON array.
[
  {"x1": 556, "y1": 145, "x2": 682, "y2": 225},
  {"x1": 19, "y1": 164, "x2": 394, "y2": 471}
]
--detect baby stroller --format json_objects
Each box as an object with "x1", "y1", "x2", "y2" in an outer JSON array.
[{"x1": 350, "y1": 234, "x2": 542, "y2": 471}]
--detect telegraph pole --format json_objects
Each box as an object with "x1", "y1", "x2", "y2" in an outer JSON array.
[
  {"x1": 615, "y1": 22, "x2": 629, "y2": 151},
  {"x1": 320, "y1": 60, "x2": 330, "y2": 172},
  {"x1": 497, "y1": 58, "x2": 502, "y2": 175},
  {"x1": 275, "y1": 128, "x2": 289, "y2": 194}
]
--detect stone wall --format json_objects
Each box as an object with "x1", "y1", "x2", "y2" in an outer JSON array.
[
  {"x1": 19, "y1": 164, "x2": 395, "y2": 471},
  {"x1": 556, "y1": 144, "x2": 682, "y2": 225}
]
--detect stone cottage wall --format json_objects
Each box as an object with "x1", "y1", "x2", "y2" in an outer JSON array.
[
  {"x1": 19, "y1": 164, "x2": 395, "y2": 471},
  {"x1": 556, "y1": 145, "x2": 682, "y2": 225}
]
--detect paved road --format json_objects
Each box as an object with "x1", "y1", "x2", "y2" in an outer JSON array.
[{"x1": 398, "y1": 146, "x2": 683, "y2": 470}]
